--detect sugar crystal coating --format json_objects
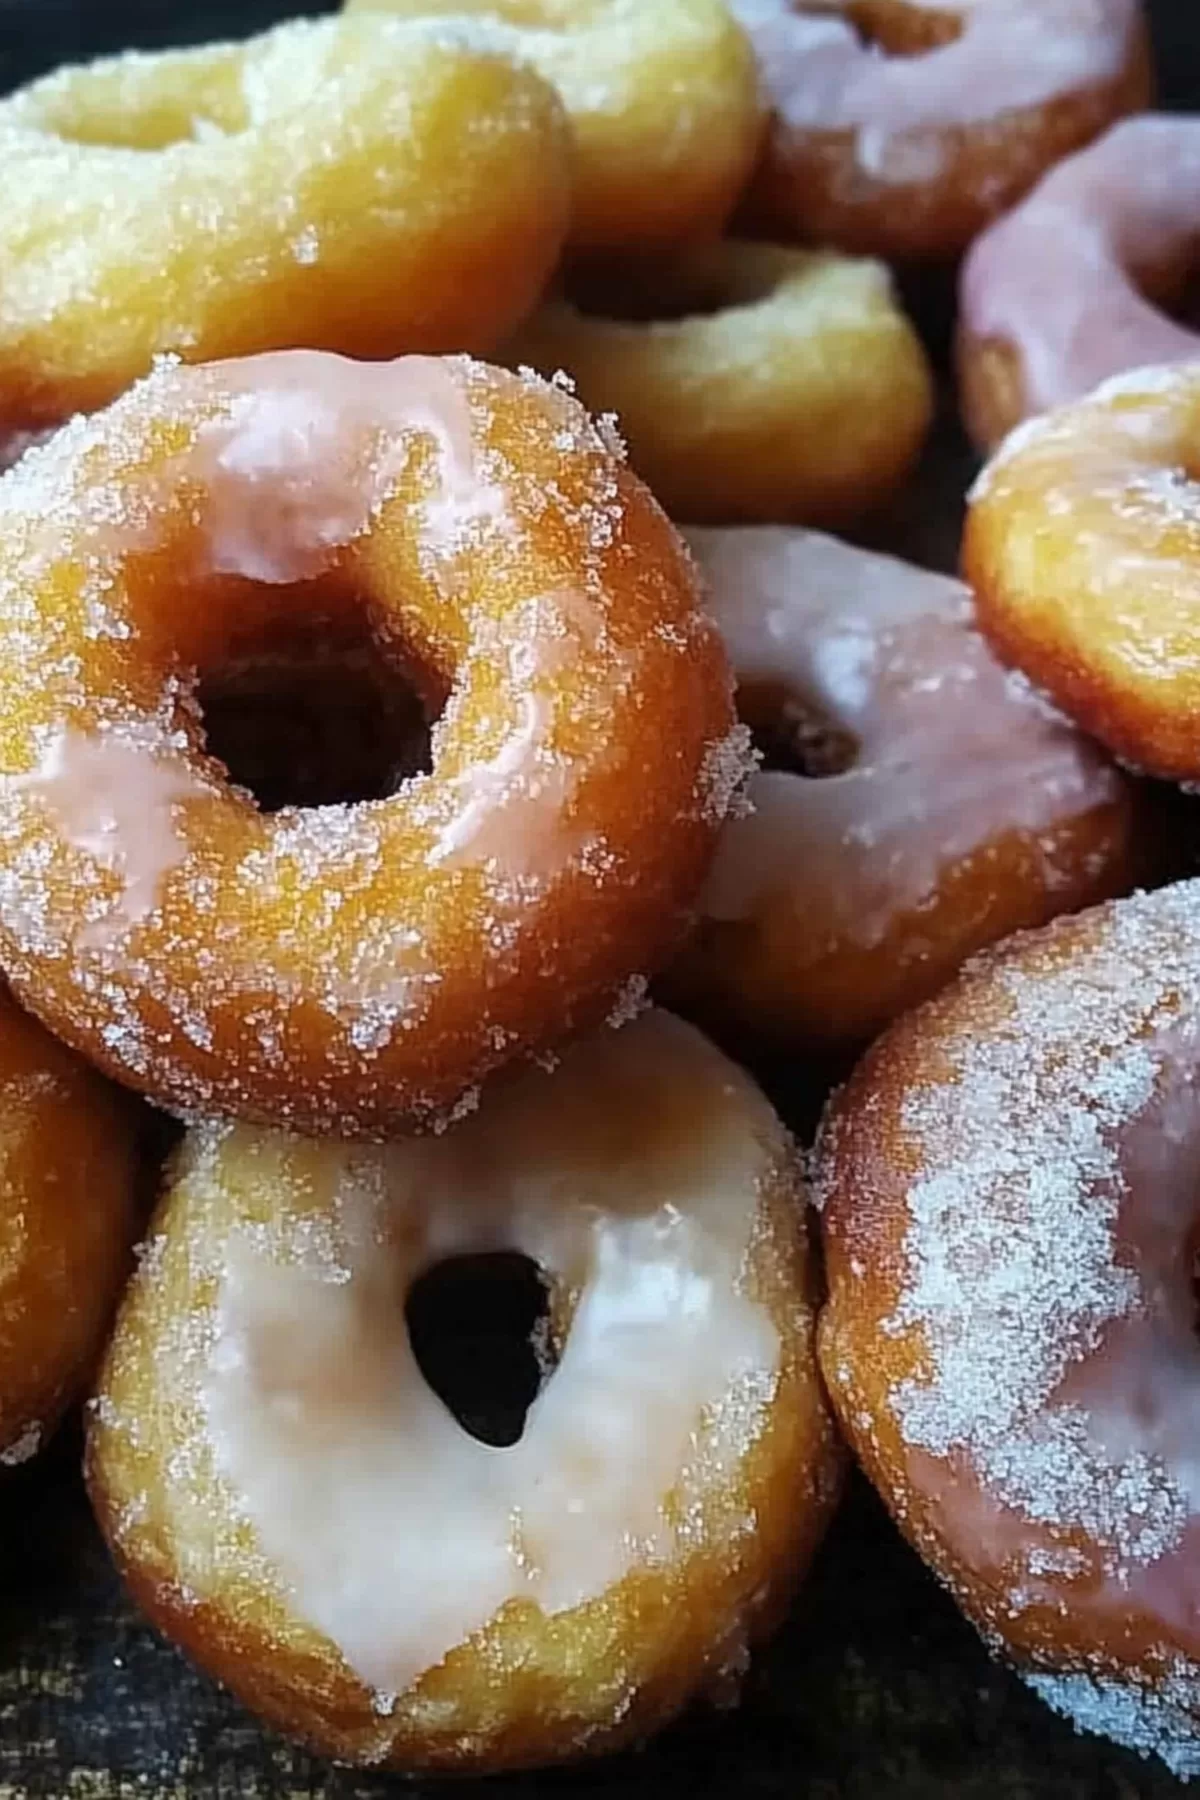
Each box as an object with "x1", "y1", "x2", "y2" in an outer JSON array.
[
  {"x1": 0, "y1": 350, "x2": 737, "y2": 1135},
  {"x1": 819, "y1": 879, "x2": 1200, "y2": 1777},
  {"x1": 0, "y1": 14, "x2": 571, "y2": 427},
  {"x1": 88, "y1": 1010, "x2": 842, "y2": 1771}
]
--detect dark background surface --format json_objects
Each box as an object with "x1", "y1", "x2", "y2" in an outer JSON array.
[{"x1": 0, "y1": 3, "x2": 1195, "y2": 1797}]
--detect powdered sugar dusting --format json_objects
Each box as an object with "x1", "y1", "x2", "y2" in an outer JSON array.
[
  {"x1": 1025, "y1": 1663, "x2": 1200, "y2": 1778},
  {"x1": 0, "y1": 1421, "x2": 42, "y2": 1466},
  {"x1": 822, "y1": 880, "x2": 1200, "y2": 1772}
]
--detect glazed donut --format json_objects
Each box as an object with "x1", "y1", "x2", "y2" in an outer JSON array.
[
  {"x1": 87, "y1": 1009, "x2": 843, "y2": 1773},
  {"x1": 960, "y1": 117, "x2": 1200, "y2": 449},
  {"x1": 965, "y1": 363, "x2": 1200, "y2": 785},
  {"x1": 663, "y1": 527, "x2": 1142, "y2": 1056},
  {"x1": 503, "y1": 242, "x2": 932, "y2": 526},
  {"x1": 815, "y1": 878, "x2": 1200, "y2": 1781},
  {"x1": 731, "y1": 0, "x2": 1152, "y2": 263},
  {"x1": 0, "y1": 15, "x2": 571, "y2": 430},
  {"x1": 0, "y1": 349, "x2": 741, "y2": 1136},
  {"x1": 342, "y1": 0, "x2": 762, "y2": 251},
  {"x1": 0, "y1": 989, "x2": 140, "y2": 1468}
]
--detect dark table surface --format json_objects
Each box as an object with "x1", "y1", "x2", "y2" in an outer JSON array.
[{"x1": 0, "y1": 3, "x2": 1196, "y2": 1797}]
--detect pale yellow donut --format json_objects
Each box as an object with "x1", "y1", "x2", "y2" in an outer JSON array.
[
  {"x1": 504, "y1": 242, "x2": 932, "y2": 525},
  {"x1": 88, "y1": 1011, "x2": 842, "y2": 1772},
  {"x1": 343, "y1": 0, "x2": 763, "y2": 250},
  {"x1": 0, "y1": 15, "x2": 571, "y2": 428}
]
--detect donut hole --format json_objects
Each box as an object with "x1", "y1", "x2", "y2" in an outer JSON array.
[
  {"x1": 563, "y1": 249, "x2": 783, "y2": 324},
  {"x1": 806, "y1": 1, "x2": 962, "y2": 57},
  {"x1": 197, "y1": 622, "x2": 433, "y2": 813},
  {"x1": 739, "y1": 679, "x2": 859, "y2": 778},
  {"x1": 1159, "y1": 258, "x2": 1200, "y2": 332},
  {"x1": 1124, "y1": 242, "x2": 1200, "y2": 334},
  {"x1": 405, "y1": 1252, "x2": 556, "y2": 1449}
]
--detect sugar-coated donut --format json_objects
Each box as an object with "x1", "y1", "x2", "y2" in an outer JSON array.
[
  {"x1": 0, "y1": 989, "x2": 140, "y2": 1468},
  {"x1": 503, "y1": 242, "x2": 932, "y2": 526},
  {"x1": 731, "y1": 0, "x2": 1151, "y2": 263},
  {"x1": 343, "y1": 0, "x2": 762, "y2": 251},
  {"x1": 87, "y1": 1009, "x2": 843, "y2": 1774},
  {"x1": 960, "y1": 117, "x2": 1200, "y2": 449},
  {"x1": 0, "y1": 15, "x2": 571, "y2": 430},
  {"x1": 815, "y1": 879, "x2": 1200, "y2": 1781},
  {"x1": 663, "y1": 527, "x2": 1142, "y2": 1055},
  {"x1": 965, "y1": 364, "x2": 1200, "y2": 786},
  {"x1": 0, "y1": 350, "x2": 741, "y2": 1137}
]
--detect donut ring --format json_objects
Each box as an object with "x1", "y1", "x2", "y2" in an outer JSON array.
[
  {"x1": 965, "y1": 364, "x2": 1200, "y2": 785},
  {"x1": 731, "y1": 0, "x2": 1151, "y2": 263},
  {"x1": 664, "y1": 526, "x2": 1143, "y2": 1055},
  {"x1": 343, "y1": 0, "x2": 762, "y2": 252},
  {"x1": 0, "y1": 350, "x2": 740, "y2": 1136},
  {"x1": 815, "y1": 879, "x2": 1200, "y2": 1782},
  {"x1": 0, "y1": 990, "x2": 140, "y2": 1468},
  {"x1": 87, "y1": 1010, "x2": 843, "y2": 1773},
  {"x1": 960, "y1": 117, "x2": 1200, "y2": 450},
  {"x1": 0, "y1": 15, "x2": 571, "y2": 430},
  {"x1": 504, "y1": 242, "x2": 932, "y2": 526}
]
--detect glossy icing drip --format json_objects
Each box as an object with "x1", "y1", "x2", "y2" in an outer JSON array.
[
  {"x1": 686, "y1": 526, "x2": 1118, "y2": 948},
  {"x1": 200, "y1": 1012, "x2": 783, "y2": 1694},
  {"x1": 730, "y1": 0, "x2": 1138, "y2": 175},
  {"x1": 962, "y1": 115, "x2": 1200, "y2": 416}
]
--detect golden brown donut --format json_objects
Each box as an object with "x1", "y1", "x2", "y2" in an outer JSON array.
[
  {"x1": 342, "y1": 0, "x2": 763, "y2": 251},
  {"x1": 964, "y1": 363, "x2": 1200, "y2": 785},
  {"x1": 959, "y1": 116, "x2": 1200, "y2": 450},
  {"x1": 0, "y1": 15, "x2": 571, "y2": 431},
  {"x1": 0, "y1": 989, "x2": 140, "y2": 1466},
  {"x1": 504, "y1": 241, "x2": 932, "y2": 525},
  {"x1": 664, "y1": 526, "x2": 1144, "y2": 1056},
  {"x1": 88, "y1": 1010, "x2": 843, "y2": 1773},
  {"x1": 0, "y1": 350, "x2": 741, "y2": 1136},
  {"x1": 816, "y1": 878, "x2": 1200, "y2": 1781},
  {"x1": 731, "y1": 0, "x2": 1152, "y2": 263}
]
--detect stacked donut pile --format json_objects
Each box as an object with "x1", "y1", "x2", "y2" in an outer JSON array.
[{"x1": 0, "y1": 0, "x2": 1198, "y2": 1782}]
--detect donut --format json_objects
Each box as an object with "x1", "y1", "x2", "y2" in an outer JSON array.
[
  {"x1": 0, "y1": 989, "x2": 140, "y2": 1468},
  {"x1": 0, "y1": 349, "x2": 742, "y2": 1137},
  {"x1": 960, "y1": 117, "x2": 1200, "y2": 449},
  {"x1": 663, "y1": 526, "x2": 1143, "y2": 1056},
  {"x1": 815, "y1": 878, "x2": 1200, "y2": 1781},
  {"x1": 964, "y1": 363, "x2": 1200, "y2": 786},
  {"x1": 87, "y1": 1009, "x2": 843, "y2": 1773},
  {"x1": 0, "y1": 15, "x2": 571, "y2": 431},
  {"x1": 342, "y1": 0, "x2": 762, "y2": 251},
  {"x1": 730, "y1": 0, "x2": 1152, "y2": 264},
  {"x1": 503, "y1": 242, "x2": 932, "y2": 526}
]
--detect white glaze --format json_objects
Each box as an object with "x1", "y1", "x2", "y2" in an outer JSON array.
[
  {"x1": 193, "y1": 349, "x2": 506, "y2": 583},
  {"x1": 962, "y1": 116, "x2": 1200, "y2": 419},
  {"x1": 200, "y1": 1011, "x2": 784, "y2": 1695},
  {"x1": 0, "y1": 351, "x2": 510, "y2": 949},
  {"x1": 5, "y1": 725, "x2": 216, "y2": 948},
  {"x1": 685, "y1": 526, "x2": 1118, "y2": 948},
  {"x1": 0, "y1": 349, "x2": 731, "y2": 1131},
  {"x1": 730, "y1": 0, "x2": 1138, "y2": 175}
]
